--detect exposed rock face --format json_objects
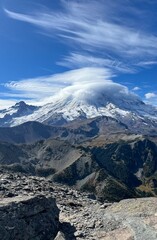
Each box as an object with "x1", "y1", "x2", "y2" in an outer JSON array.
[
  {"x1": 102, "y1": 198, "x2": 157, "y2": 240},
  {"x1": 0, "y1": 171, "x2": 157, "y2": 240},
  {"x1": 59, "y1": 197, "x2": 157, "y2": 239},
  {"x1": 0, "y1": 194, "x2": 59, "y2": 240}
]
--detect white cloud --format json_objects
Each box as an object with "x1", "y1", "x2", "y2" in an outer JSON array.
[
  {"x1": 144, "y1": 92, "x2": 157, "y2": 106},
  {"x1": 3, "y1": 1, "x2": 157, "y2": 109},
  {"x1": 145, "y1": 92, "x2": 157, "y2": 99},
  {"x1": 1, "y1": 67, "x2": 139, "y2": 108},
  {"x1": 0, "y1": 99, "x2": 17, "y2": 110},
  {"x1": 57, "y1": 53, "x2": 135, "y2": 73},
  {"x1": 136, "y1": 61, "x2": 157, "y2": 67},
  {"x1": 3, "y1": 67, "x2": 113, "y2": 105},
  {"x1": 132, "y1": 87, "x2": 141, "y2": 91},
  {"x1": 5, "y1": 0, "x2": 157, "y2": 63}
]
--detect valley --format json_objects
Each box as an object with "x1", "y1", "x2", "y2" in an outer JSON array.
[{"x1": 0, "y1": 124, "x2": 157, "y2": 202}]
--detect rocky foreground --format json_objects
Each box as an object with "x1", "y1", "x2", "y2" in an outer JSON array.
[{"x1": 0, "y1": 171, "x2": 157, "y2": 240}]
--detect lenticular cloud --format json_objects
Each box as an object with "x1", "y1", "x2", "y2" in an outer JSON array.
[
  {"x1": 43, "y1": 67, "x2": 139, "y2": 106},
  {"x1": 5, "y1": 67, "x2": 139, "y2": 107}
]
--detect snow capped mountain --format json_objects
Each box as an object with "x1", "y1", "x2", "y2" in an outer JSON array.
[
  {"x1": 0, "y1": 84, "x2": 157, "y2": 134},
  {"x1": 0, "y1": 101, "x2": 39, "y2": 127}
]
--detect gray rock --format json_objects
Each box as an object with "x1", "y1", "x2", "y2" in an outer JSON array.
[
  {"x1": 1, "y1": 171, "x2": 157, "y2": 240},
  {"x1": 0, "y1": 195, "x2": 59, "y2": 240},
  {"x1": 54, "y1": 231, "x2": 66, "y2": 240}
]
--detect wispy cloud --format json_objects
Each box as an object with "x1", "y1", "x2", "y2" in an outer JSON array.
[
  {"x1": 57, "y1": 53, "x2": 135, "y2": 73},
  {"x1": 136, "y1": 61, "x2": 157, "y2": 67},
  {"x1": 4, "y1": 0, "x2": 157, "y2": 66},
  {"x1": 2, "y1": 0, "x2": 157, "y2": 108}
]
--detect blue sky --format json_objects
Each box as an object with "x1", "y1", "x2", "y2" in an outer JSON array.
[{"x1": 1, "y1": 0, "x2": 157, "y2": 108}]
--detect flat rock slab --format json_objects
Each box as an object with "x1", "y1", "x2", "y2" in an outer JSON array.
[
  {"x1": 0, "y1": 195, "x2": 59, "y2": 240},
  {"x1": 62, "y1": 197, "x2": 157, "y2": 240},
  {"x1": 106, "y1": 197, "x2": 157, "y2": 216},
  {"x1": 98, "y1": 197, "x2": 157, "y2": 240}
]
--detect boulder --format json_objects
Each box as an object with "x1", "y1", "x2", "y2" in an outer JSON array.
[{"x1": 0, "y1": 195, "x2": 59, "y2": 240}]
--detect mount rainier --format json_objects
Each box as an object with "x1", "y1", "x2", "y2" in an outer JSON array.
[{"x1": 0, "y1": 85, "x2": 157, "y2": 136}]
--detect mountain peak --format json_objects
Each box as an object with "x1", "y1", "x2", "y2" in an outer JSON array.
[
  {"x1": 0, "y1": 85, "x2": 157, "y2": 133},
  {"x1": 0, "y1": 101, "x2": 39, "y2": 127},
  {"x1": 14, "y1": 101, "x2": 27, "y2": 108}
]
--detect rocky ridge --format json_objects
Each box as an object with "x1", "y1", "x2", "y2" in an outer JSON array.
[
  {"x1": 0, "y1": 170, "x2": 157, "y2": 240},
  {"x1": 1, "y1": 136, "x2": 157, "y2": 201}
]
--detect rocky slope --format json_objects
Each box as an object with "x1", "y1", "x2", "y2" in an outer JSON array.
[
  {"x1": 0, "y1": 116, "x2": 128, "y2": 144},
  {"x1": 0, "y1": 121, "x2": 61, "y2": 144},
  {"x1": 0, "y1": 171, "x2": 157, "y2": 240},
  {"x1": 0, "y1": 135, "x2": 157, "y2": 201}
]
